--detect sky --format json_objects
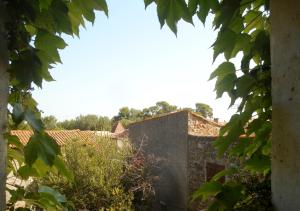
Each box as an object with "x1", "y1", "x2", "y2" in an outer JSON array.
[{"x1": 32, "y1": 0, "x2": 236, "y2": 121}]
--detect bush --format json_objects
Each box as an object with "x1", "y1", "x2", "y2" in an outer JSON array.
[
  {"x1": 121, "y1": 149, "x2": 158, "y2": 211},
  {"x1": 37, "y1": 138, "x2": 132, "y2": 210},
  {"x1": 35, "y1": 138, "x2": 156, "y2": 210}
]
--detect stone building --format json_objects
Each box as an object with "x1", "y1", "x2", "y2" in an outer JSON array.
[{"x1": 128, "y1": 110, "x2": 226, "y2": 210}]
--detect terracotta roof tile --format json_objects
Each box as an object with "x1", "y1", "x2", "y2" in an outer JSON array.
[{"x1": 10, "y1": 130, "x2": 98, "y2": 146}]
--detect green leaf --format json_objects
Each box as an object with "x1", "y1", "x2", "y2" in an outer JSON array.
[
  {"x1": 214, "y1": 114, "x2": 244, "y2": 156},
  {"x1": 12, "y1": 104, "x2": 25, "y2": 125},
  {"x1": 197, "y1": 0, "x2": 210, "y2": 25},
  {"x1": 246, "y1": 118, "x2": 264, "y2": 136},
  {"x1": 144, "y1": 0, "x2": 155, "y2": 8},
  {"x1": 166, "y1": 1, "x2": 179, "y2": 34},
  {"x1": 212, "y1": 0, "x2": 239, "y2": 29},
  {"x1": 95, "y1": 0, "x2": 109, "y2": 16},
  {"x1": 244, "y1": 154, "x2": 270, "y2": 175},
  {"x1": 9, "y1": 49, "x2": 43, "y2": 88},
  {"x1": 236, "y1": 74, "x2": 255, "y2": 97},
  {"x1": 192, "y1": 181, "x2": 223, "y2": 201},
  {"x1": 24, "y1": 133, "x2": 60, "y2": 166},
  {"x1": 50, "y1": 0, "x2": 73, "y2": 34},
  {"x1": 35, "y1": 30, "x2": 67, "y2": 63},
  {"x1": 216, "y1": 182, "x2": 244, "y2": 209},
  {"x1": 72, "y1": 0, "x2": 96, "y2": 23},
  {"x1": 210, "y1": 62, "x2": 235, "y2": 80},
  {"x1": 39, "y1": 186, "x2": 66, "y2": 203},
  {"x1": 24, "y1": 137, "x2": 39, "y2": 166},
  {"x1": 244, "y1": 10, "x2": 263, "y2": 33},
  {"x1": 252, "y1": 30, "x2": 270, "y2": 64},
  {"x1": 228, "y1": 15, "x2": 244, "y2": 33},
  {"x1": 36, "y1": 51, "x2": 55, "y2": 82},
  {"x1": 16, "y1": 208, "x2": 31, "y2": 211},
  {"x1": 18, "y1": 165, "x2": 39, "y2": 179},
  {"x1": 7, "y1": 135, "x2": 24, "y2": 149},
  {"x1": 157, "y1": 0, "x2": 170, "y2": 28},
  {"x1": 8, "y1": 147, "x2": 24, "y2": 167},
  {"x1": 24, "y1": 110, "x2": 44, "y2": 132},
  {"x1": 262, "y1": 138, "x2": 271, "y2": 155},
  {"x1": 211, "y1": 167, "x2": 238, "y2": 182},
  {"x1": 39, "y1": 0, "x2": 53, "y2": 10},
  {"x1": 188, "y1": 0, "x2": 198, "y2": 14},
  {"x1": 213, "y1": 29, "x2": 237, "y2": 61},
  {"x1": 68, "y1": 2, "x2": 86, "y2": 36},
  {"x1": 37, "y1": 133, "x2": 60, "y2": 165},
  {"x1": 229, "y1": 138, "x2": 250, "y2": 157},
  {"x1": 231, "y1": 33, "x2": 251, "y2": 58},
  {"x1": 215, "y1": 73, "x2": 236, "y2": 98},
  {"x1": 53, "y1": 156, "x2": 74, "y2": 181},
  {"x1": 176, "y1": 0, "x2": 193, "y2": 24},
  {"x1": 156, "y1": 0, "x2": 192, "y2": 34},
  {"x1": 32, "y1": 158, "x2": 51, "y2": 176}
]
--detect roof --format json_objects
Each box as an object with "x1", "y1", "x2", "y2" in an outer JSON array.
[
  {"x1": 111, "y1": 121, "x2": 125, "y2": 134},
  {"x1": 11, "y1": 130, "x2": 98, "y2": 145},
  {"x1": 129, "y1": 110, "x2": 222, "y2": 137},
  {"x1": 129, "y1": 110, "x2": 223, "y2": 127}
]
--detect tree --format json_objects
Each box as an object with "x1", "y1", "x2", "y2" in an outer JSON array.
[
  {"x1": 58, "y1": 115, "x2": 112, "y2": 131},
  {"x1": 0, "y1": 0, "x2": 108, "y2": 209},
  {"x1": 113, "y1": 101, "x2": 179, "y2": 127},
  {"x1": 141, "y1": 101, "x2": 178, "y2": 117},
  {"x1": 42, "y1": 115, "x2": 59, "y2": 130},
  {"x1": 195, "y1": 103, "x2": 213, "y2": 118}
]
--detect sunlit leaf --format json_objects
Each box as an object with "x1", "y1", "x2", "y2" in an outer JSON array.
[{"x1": 192, "y1": 181, "x2": 223, "y2": 201}]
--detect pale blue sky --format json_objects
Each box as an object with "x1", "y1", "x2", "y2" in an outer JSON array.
[{"x1": 33, "y1": 0, "x2": 235, "y2": 121}]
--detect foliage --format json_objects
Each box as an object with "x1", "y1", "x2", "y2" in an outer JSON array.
[
  {"x1": 195, "y1": 103, "x2": 213, "y2": 118},
  {"x1": 3, "y1": 0, "x2": 109, "y2": 209},
  {"x1": 58, "y1": 114, "x2": 112, "y2": 131},
  {"x1": 35, "y1": 137, "x2": 156, "y2": 210},
  {"x1": 146, "y1": 0, "x2": 271, "y2": 209},
  {"x1": 42, "y1": 115, "x2": 59, "y2": 130},
  {"x1": 112, "y1": 101, "x2": 212, "y2": 127},
  {"x1": 6, "y1": 133, "x2": 73, "y2": 210},
  {"x1": 122, "y1": 148, "x2": 158, "y2": 211},
  {"x1": 112, "y1": 107, "x2": 143, "y2": 127}
]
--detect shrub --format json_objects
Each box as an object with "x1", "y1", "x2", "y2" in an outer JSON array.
[
  {"x1": 37, "y1": 138, "x2": 133, "y2": 210},
  {"x1": 121, "y1": 149, "x2": 158, "y2": 211},
  {"x1": 34, "y1": 137, "x2": 156, "y2": 210}
]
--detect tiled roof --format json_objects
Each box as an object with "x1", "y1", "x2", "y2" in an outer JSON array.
[{"x1": 11, "y1": 130, "x2": 98, "y2": 146}]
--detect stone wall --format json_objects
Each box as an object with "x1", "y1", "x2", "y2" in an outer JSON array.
[
  {"x1": 187, "y1": 135, "x2": 226, "y2": 210},
  {"x1": 129, "y1": 111, "x2": 189, "y2": 211},
  {"x1": 128, "y1": 110, "x2": 223, "y2": 210}
]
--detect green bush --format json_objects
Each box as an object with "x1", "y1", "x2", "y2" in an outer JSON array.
[
  {"x1": 34, "y1": 138, "x2": 156, "y2": 210},
  {"x1": 37, "y1": 138, "x2": 133, "y2": 210}
]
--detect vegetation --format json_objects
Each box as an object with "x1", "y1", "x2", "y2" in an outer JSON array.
[
  {"x1": 58, "y1": 115, "x2": 112, "y2": 131},
  {"x1": 145, "y1": 0, "x2": 272, "y2": 209},
  {"x1": 112, "y1": 101, "x2": 213, "y2": 127},
  {"x1": 1, "y1": 0, "x2": 109, "y2": 209},
  {"x1": 34, "y1": 138, "x2": 156, "y2": 210},
  {"x1": 0, "y1": 0, "x2": 274, "y2": 209},
  {"x1": 195, "y1": 103, "x2": 213, "y2": 119},
  {"x1": 39, "y1": 101, "x2": 213, "y2": 131}
]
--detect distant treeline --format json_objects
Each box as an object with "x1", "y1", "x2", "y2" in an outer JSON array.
[{"x1": 12, "y1": 101, "x2": 213, "y2": 131}]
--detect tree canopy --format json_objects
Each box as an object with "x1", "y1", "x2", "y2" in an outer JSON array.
[{"x1": 112, "y1": 101, "x2": 213, "y2": 127}]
